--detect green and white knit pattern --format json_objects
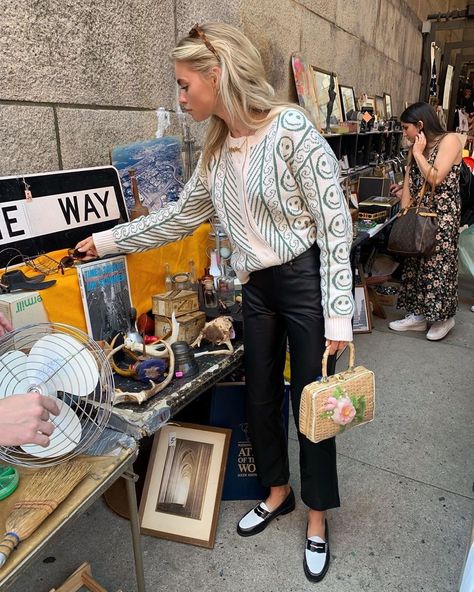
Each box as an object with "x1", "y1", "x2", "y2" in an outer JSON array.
[{"x1": 109, "y1": 107, "x2": 354, "y2": 319}]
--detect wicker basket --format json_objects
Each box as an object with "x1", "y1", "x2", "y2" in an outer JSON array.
[{"x1": 299, "y1": 343, "x2": 375, "y2": 443}]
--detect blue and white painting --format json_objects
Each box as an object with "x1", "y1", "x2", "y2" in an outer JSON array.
[{"x1": 111, "y1": 136, "x2": 184, "y2": 212}]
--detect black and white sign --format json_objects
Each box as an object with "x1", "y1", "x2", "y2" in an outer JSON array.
[{"x1": 0, "y1": 166, "x2": 129, "y2": 267}]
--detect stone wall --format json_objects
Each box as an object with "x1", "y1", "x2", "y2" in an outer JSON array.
[{"x1": 0, "y1": 0, "x2": 459, "y2": 175}]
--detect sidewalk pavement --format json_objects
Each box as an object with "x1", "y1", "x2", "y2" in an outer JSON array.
[{"x1": 14, "y1": 277, "x2": 474, "y2": 592}]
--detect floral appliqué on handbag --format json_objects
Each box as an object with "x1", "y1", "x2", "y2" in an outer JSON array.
[{"x1": 319, "y1": 385, "x2": 367, "y2": 430}]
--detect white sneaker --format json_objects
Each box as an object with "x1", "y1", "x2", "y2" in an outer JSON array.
[
  {"x1": 426, "y1": 318, "x2": 455, "y2": 341},
  {"x1": 471, "y1": 305, "x2": 474, "y2": 313},
  {"x1": 389, "y1": 314, "x2": 427, "y2": 332}
]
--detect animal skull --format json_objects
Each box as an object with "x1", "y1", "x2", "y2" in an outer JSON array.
[{"x1": 191, "y1": 316, "x2": 235, "y2": 355}]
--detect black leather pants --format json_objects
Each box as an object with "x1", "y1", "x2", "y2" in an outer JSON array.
[{"x1": 242, "y1": 242, "x2": 340, "y2": 511}]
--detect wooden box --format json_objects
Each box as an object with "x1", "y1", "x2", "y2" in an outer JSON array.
[
  {"x1": 155, "y1": 310, "x2": 206, "y2": 344},
  {"x1": 358, "y1": 195, "x2": 400, "y2": 221},
  {"x1": 152, "y1": 290, "x2": 199, "y2": 318}
]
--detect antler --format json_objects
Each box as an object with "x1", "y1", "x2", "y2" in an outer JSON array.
[{"x1": 112, "y1": 340, "x2": 175, "y2": 405}]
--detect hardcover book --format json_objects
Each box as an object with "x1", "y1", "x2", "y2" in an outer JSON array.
[{"x1": 76, "y1": 256, "x2": 133, "y2": 343}]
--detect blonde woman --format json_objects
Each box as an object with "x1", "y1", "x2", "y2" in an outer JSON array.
[{"x1": 77, "y1": 22, "x2": 353, "y2": 582}]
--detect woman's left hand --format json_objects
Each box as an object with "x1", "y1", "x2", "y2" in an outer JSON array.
[
  {"x1": 325, "y1": 339, "x2": 348, "y2": 355},
  {"x1": 0, "y1": 313, "x2": 12, "y2": 337}
]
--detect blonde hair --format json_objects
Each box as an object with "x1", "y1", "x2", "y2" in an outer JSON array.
[{"x1": 171, "y1": 22, "x2": 294, "y2": 168}]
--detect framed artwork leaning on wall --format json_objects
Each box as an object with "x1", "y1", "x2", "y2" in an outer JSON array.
[
  {"x1": 139, "y1": 422, "x2": 231, "y2": 548},
  {"x1": 311, "y1": 67, "x2": 343, "y2": 130},
  {"x1": 339, "y1": 85, "x2": 358, "y2": 121},
  {"x1": 375, "y1": 95, "x2": 386, "y2": 119},
  {"x1": 353, "y1": 285, "x2": 372, "y2": 334},
  {"x1": 384, "y1": 93, "x2": 393, "y2": 118}
]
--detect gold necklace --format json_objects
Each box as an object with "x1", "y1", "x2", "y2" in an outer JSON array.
[{"x1": 228, "y1": 136, "x2": 248, "y2": 153}]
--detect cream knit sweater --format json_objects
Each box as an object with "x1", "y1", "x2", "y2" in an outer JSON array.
[{"x1": 94, "y1": 108, "x2": 354, "y2": 340}]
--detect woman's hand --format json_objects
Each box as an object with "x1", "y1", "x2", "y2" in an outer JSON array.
[
  {"x1": 0, "y1": 313, "x2": 12, "y2": 337},
  {"x1": 0, "y1": 393, "x2": 60, "y2": 447},
  {"x1": 412, "y1": 131, "x2": 427, "y2": 157},
  {"x1": 390, "y1": 183, "x2": 403, "y2": 199},
  {"x1": 325, "y1": 339, "x2": 348, "y2": 355},
  {"x1": 75, "y1": 237, "x2": 99, "y2": 260}
]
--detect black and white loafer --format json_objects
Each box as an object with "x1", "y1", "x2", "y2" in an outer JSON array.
[
  {"x1": 303, "y1": 520, "x2": 330, "y2": 582},
  {"x1": 237, "y1": 488, "x2": 295, "y2": 537}
]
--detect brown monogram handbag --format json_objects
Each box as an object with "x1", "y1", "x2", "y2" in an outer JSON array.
[{"x1": 388, "y1": 166, "x2": 438, "y2": 258}]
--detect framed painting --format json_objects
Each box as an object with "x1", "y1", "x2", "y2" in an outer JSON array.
[
  {"x1": 375, "y1": 95, "x2": 385, "y2": 119},
  {"x1": 311, "y1": 67, "x2": 343, "y2": 131},
  {"x1": 353, "y1": 285, "x2": 372, "y2": 334},
  {"x1": 362, "y1": 96, "x2": 376, "y2": 111},
  {"x1": 339, "y1": 85, "x2": 357, "y2": 121},
  {"x1": 291, "y1": 52, "x2": 322, "y2": 130},
  {"x1": 384, "y1": 93, "x2": 393, "y2": 119},
  {"x1": 139, "y1": 423, "x2": 231, "y2": 548}
]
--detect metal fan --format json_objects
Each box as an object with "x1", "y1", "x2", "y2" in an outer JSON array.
[{"x1": 0, "y1": 323, "x2": 113, "y2": 467}]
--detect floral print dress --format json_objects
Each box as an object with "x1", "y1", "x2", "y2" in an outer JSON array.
[{"x1": 397, "y1": 143, "x2": 461, "y2": 321}]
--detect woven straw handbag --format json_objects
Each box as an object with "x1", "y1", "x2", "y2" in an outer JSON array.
[{"x1": 299, "y1": 343, "x2": 375, "y2": 444}]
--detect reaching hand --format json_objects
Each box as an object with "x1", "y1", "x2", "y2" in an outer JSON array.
[
  {"x1": 75, "y1": 236, "x2": 99, "y2": 260},
  {"x1": 0, "y1": 393, "x2": 60, "y2": 447},
  {"x1": 390, "y1": 183, "x2": 403, "y2": 199},
  {"x1": 0, "y1": 313, "x2": 12, "y2": 337}
]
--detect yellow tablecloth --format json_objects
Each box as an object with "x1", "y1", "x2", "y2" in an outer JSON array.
[{"x1": 10, "y1": 224, "x2": 210, "y2": 333}]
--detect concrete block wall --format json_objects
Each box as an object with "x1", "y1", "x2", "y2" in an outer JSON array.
[{"x1": 0, "y1": 0, "x2": 455, "y2": 176}]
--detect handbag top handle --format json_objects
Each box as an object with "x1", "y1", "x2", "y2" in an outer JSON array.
[
  {"x1": 321, "y1": 341, "x2": 355, "y2": 381},
  {"x1": 413, "y1": 164, "x2": 437, "y2": 208}
]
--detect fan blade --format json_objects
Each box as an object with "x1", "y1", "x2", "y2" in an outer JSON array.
[
  {"x1": 0, "y1": 351, "x2": 32, "y2": 398},
  {"x1": 26, "y1": 334, "x2": 99, "y2": 397},
  {"x1": 20, "y1": 399, "x2": 82, "y2": 458}
]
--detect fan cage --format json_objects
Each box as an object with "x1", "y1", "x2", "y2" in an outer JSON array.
[{"x1": 0, "y1": 322, "x2": 114, "y2": 467}]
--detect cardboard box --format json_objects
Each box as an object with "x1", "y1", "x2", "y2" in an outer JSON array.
[
  {"x1": 375, "y1": 282, "x2": 400, "y2": 307},
  {"x1": 0, "y1": 291, "x2": 49, "y2": 329},
  {"x1": 154, "y1": 310, "x2": 206, "y2": 344},
  {"x1": 152, "y1": 290, "x2": 199, "y2": 318}
]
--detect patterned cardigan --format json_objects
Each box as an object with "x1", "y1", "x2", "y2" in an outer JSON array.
[{"x1": 94, "y1": 108, "x2": 354, "y2": 340}]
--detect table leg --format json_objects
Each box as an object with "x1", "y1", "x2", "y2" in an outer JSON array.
[{"x1": 123, "y1": 470, "x2": 146, "y2": 592}]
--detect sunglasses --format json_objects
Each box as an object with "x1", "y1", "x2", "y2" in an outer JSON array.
[
  {"x1": 188, "y1": 23, "x2": 220, "y2": 61},
  {"x1": 26, "y1": 250, "x2": 84, "y2": 276},
  {"x1": 0, "y1": 247, "x2": 88, "y2": 279}
]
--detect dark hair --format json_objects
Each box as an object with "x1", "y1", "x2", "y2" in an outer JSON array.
[{"x1": 400, "y1": 101, "x2": 446, "y2": 144}]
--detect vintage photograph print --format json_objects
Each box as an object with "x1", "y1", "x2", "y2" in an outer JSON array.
[{"x1": 139, "y1": 423, "x2": 231, "y2": 548}]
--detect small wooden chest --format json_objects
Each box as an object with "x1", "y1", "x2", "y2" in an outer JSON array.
[
  {"x1": 152, "y1": 290, "x2": 199, "y2": 318},
  {"x1": 155, "y1": 310, "x2": 206, "y2": 344}
]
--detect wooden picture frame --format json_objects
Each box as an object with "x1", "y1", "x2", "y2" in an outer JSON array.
[
  {"x1": 384, "y1": 93, "x2": 393, "y2": 119},
  {"x1": 139, "y1": 422, "x2": 231, "y2": 549},
  {"x1": 339, "y1": 85, "x2": 357, "y2": 121},
  {"x1": 311, "y1": 67, "x2": 343, "y2": 130},
  {"x1": 375, "y1": 95, "x2": 385, "y2": 119},
  {"x1": 353, "y1": 285, "x2": 372, "y2": 333}
]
